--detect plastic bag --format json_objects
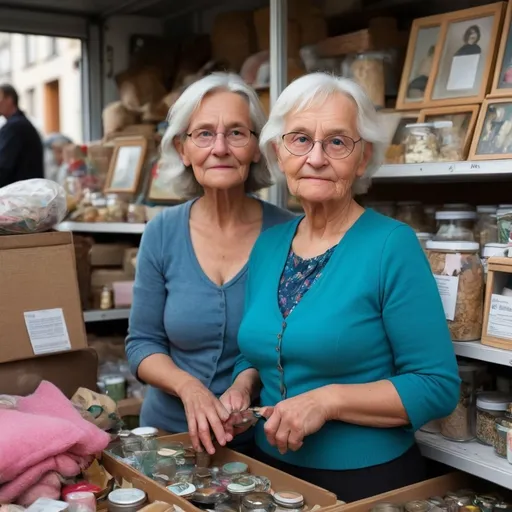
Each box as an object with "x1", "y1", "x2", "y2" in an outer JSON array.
[{"x1": 0, "y1": 179, "x2": 68, "y2": 235}]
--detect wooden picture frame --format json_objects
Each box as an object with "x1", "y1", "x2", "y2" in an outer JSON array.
[
  {"x1": 105, "y1": 136, "x2": 148, "y2": 194},
  {"x1": 490, "y1": 0, "x2": 512, "y2": 97},
  {"x1": 146, "y1": 157, "x2": 184, "y2": 204},
  {"x1": 397, "y1": 3, "x2": 506, "y2": 110},
  {"x1": 469, "y1": 98, "x2": 512, "y2": 160},
  {"x1": 418, "y1": 105, "x2": 480, "y2": 160}
]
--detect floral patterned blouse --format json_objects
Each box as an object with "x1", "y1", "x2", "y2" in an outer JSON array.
[{"x1": 278, "y1": 245, "x2": 338, "y2": 319}]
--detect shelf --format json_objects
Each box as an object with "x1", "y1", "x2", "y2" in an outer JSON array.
[
  {"x1": 416, "y1": 431, "x2": 512, "y2": 490},
  {"x1": 453, "y1": 341, "x2": 512, "y2": 367},
  {"x1": 373, "y1": 160, "x2": 512, "y2": 182},
  {"x1": 83, "y1": 308, "x2": 130, "y2": 323},
  {"x1": 56, "y1": 222, "x2": 146, "y2": 234}
]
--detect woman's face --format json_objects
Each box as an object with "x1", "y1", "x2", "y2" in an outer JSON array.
[
  {"x1": 276, "y1": 93, "x2": 371, "y2": 204},
  {"x1": 467, "y1": 29, "x2": 478, "y2": 45},
  {"x1": 176, "y1": 90, "x2": 260, "y2": 192}
]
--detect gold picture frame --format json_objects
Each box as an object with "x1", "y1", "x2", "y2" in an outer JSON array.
[{"x1": 490, "y1": 0, "x2": 512, "y2": 97}]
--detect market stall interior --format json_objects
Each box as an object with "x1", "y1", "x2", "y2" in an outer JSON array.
[{"x1": 3, "y1": 0, "x2": 512, "y2": 508}]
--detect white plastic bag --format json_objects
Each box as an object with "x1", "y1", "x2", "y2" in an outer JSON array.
[{"x1": 0, "y1": 179, "x2": 68, "y2": 235}]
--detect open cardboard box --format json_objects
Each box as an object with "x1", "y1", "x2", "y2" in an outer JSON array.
[{"x1": 102, "y1": 433, "x2": 340, "y2": 512}]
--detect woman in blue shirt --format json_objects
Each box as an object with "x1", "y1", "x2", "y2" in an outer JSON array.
[
  {"x1": 125, "y1": 73, "x2": 294, "y2": 456},
  {"x1": 222, "y1": 73, "x2": 460, "y2": 501}
]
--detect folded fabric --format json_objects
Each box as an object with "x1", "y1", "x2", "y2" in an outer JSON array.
[
  {"x1": 0, "y1": 381, "x2": 110, "y2": 486},
  {"x1": 0, "y1": 451, "x2": 88, "y2": 504},
  {"x1": 16, "y1": 472, "x2": 62, "y2": 508}
]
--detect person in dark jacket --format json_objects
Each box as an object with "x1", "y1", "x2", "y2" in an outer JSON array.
[{"x1": 0, "y1": 84, "x2": 44, "y2": 188}]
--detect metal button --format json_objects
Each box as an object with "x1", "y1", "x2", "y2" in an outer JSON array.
[
  {"x1": 277, "y1": 334, "x2": 282, "y2": 340},
  {"x1": 276, "y1": 346, "x2": 280, "y2": 352}
]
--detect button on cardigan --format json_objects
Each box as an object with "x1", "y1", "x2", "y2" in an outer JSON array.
[
  {"x1": 126, "y1": 199, "x2": 295, "y2": 434},
  {"x1": 234, "y1": 209, "x2": 460, "y2": 470}
]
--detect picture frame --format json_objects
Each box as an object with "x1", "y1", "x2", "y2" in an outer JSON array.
[
  {"x1": 490, "y1": 0, "x2": 512, "y2": 97},
  {"x1": 469, "y1": 98, "x2": 512, "y2": 160},
  {"x1": 105, "y1": 136, "x2": 148, "y2": 194},
  {"x1": 383, "y1": 110, "x2": 420, "y2": 164},
  {"x1": 397, "y1": 3, "x2": 505, "y2": 110},
  {"x1": 146, "y1": 156, "x2": 184, "y2": 203},
  {"x1": 418, "y1": 105, "x2": 480, "y2": 160}
]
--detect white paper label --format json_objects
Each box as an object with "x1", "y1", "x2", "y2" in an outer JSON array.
[
  {"x1": 487, "y1": 294, "x2": 512, "y2": 340},
  {"x1": 446, "y1": 54, "x2": 480, "y2": 91},
  {"x1": 433, "y1": 275, "x2": 459, "y2": 321},
  {"x1": 23, "y1": 308, "x2": 72, "y2": 355}
]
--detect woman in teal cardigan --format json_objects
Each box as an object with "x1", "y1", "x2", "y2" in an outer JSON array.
[{"x1": 221, "y1": 73, "x2": 460, "y2": 502}]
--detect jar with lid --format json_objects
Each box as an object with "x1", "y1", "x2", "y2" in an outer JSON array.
[
  {"x1": 424, "y1": 206, "x2": 437, "y2": 233},
  {"x1": 370, "y1": 504, "x2": 402, "y2": 512},
  {"x1": 482, "y1": 244, "x2": 509, "y2": 282},
  {"x1": 497, "y1": 206, "x2": 512, "y2": 244},
  {"x1": 476, "y1": 392, "x2": 512, "y2": 445},
  {"x1": 433, "y1": 211, "x2": 477, "y2": 241},
  {"x1": 395, "y1": 202, "x2": 424, "y2": 231},
  {"x1": 403, "y1": 123, "x2": 441, "y2": 164},
  {"x1": 439, "y1": 360, "x2": 486, "y2": 442},
  {"x1": 106, "y1": 193, "x2": 127, "y2": 222},
  {"x1": 405, "y1": 501, "x2": 432, "y2": 512},
  {"x1": 442, "y1": 204, "x2": 474, "y2": 212},
  {"x1": 243, "y1": 492, "x2": 277, "y2": 512},
  {"x1": 366, "y1": 201, "x2": 395, "y2": 218},
  {"x1": 426, "y1": 241, "x2": 484, "y2": 341},
  {"x1": 475, "y1": 206, "x2": 498, "y2": 246},
  {"x1": 273, "y1": 491, "x2": 305, "y2": 512},
  {"x1": 494, "y1": 417, "x2": 512, "y2": 458},
  {"x1": 416, "y1": 233, "x2": 433, "y2": 252},
  {"x1": 107, "y1": 489, "x2": 147, "y2": 512}
]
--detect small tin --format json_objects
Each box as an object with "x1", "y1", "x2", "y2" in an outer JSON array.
[
  {"x1": 167, "y1": 482, "x2": 196, "y2": 499},
  {"x1": 370, "y1": 504, "x2": 402, "y2": 512},
  {"x1": 223, "y1": 462, "x2": 249, "y2": 476},
  {"x1": 273, "y1": 491, "x2": 305, "y2": 511},
  {"x1": 253, "y1": 476, "x2": 272, "y2": 493},
  {"x1": 196, "y1": 450, "x2": 212, "y2": 468},
  {"x1": 243, "y1": 492, "x2": 277, "y2": 512},
  {"x1": 107, "y1": 489, "x2": 147, "y2": 512},
  {"x1": 227, "y1": 476, "x2": 257, "y2": 495},
  {"x1": 405, "y1": 501, "x2": 432, "y2": 512},
  {"x1": 191, "y1": 488, "x2": 230, "y2": 506}
]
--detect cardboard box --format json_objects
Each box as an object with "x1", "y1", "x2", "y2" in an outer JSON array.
[
  {"x1": 0, "y1": 232, "x2": 87, "y2": 364},
  {"x1": 91, "y1": 244, "x2": 132, "y2": 267},
  {"x1": 103, "y1": 433, "x2": 339, "y2": 512},
  {"x1": 341, "y1": 472, "x2": 480, "y2": 512},
  {"x1": 91, "y1": 269, "x2": 133, "y2": 288}
]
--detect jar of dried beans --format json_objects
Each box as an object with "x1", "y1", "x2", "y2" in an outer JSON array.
[
  {"x1": 426, "y1": 241, "x2": 484, "y2": 341},
  {"x1": 476, "y1": 392, "x2": 512, "y2": 446}
]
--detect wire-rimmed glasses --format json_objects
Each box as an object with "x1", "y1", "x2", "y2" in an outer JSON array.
[
  {"x1": 282, "y1": 131, "x2": 361, "y2": 159},
  {"x1": 186, "y1": 127, "x2": 257, "y2": 148}
]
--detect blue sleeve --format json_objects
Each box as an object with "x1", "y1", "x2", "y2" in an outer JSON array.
[
  {"x1": 125, "y1": 214, "x2": 170, "y2": 380},
  {"x1": 382, "y1": 225, "x2": 460, "y2": 431},
  {"x1": 0, "y1": 123, "x2": 22, "y2": 187}
]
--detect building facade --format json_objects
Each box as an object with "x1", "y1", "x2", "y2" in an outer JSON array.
[{"x1": 0, "y1": 32, "x2": 83, "y2": 143}]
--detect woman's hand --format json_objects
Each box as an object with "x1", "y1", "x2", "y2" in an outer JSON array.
[
  {"x1": 177, "y1": 378, "x2": 232, "y2": 454},
  {"x1": 261, "y1": 389, "x2": 331, "y2": 454},
  {"x1": 220, "y1": 386, "x2": 252, "y2": 436}
]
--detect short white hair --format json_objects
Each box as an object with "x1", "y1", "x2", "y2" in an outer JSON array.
[
  {"x1": 259, "y1": 72, "x2": 388, "y2": 195},
  {"x1": 159, "y1": 72, "x2": 273, "y2": 199}
]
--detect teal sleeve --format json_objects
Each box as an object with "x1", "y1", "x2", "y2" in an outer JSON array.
[{"x1": 381, "y1": 225, "x2": 460, "y2": 431}]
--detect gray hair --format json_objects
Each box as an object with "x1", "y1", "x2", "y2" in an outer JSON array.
[
  {"x1": 159, "y1": 72, "x2": 273, "y2": 199},
  {"x1": 259, "y1": 72, "x2": 388, "y2": 195}
]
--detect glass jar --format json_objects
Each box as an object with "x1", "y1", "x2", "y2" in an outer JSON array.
[
  {"x1": 403, "y1": 123, "x2": 441, "y2": 164},
  {"x1": 440, "y1": 361, "x2": 486, "y2": 442},
  {"x1": 494, "y1": 417, "x2": 512, "y2": 458},
  {"x1": 426, "y1": 241, "x2": 484, "y2": 341},
  {"x1": 106, "y1": 193, "x2": 127, "y2": 222},
  {"x1": 395, "y1": 201, "x2": 424, "y2": 231},
  {"x1": 366, "y1": 201, "x2": 395, "y2": 218},
  {"x1": 476, "y1": 392, "x2": 512, "y2": 445},
  {"x1": 416, "y1": 232, "x2": 433, "y2": 252},
  {"x1": 107, "y1": 489, "x2": 147, "y2": 512},
  {"x1": 497, "y1": 206, "x2": 512, "y2": 244},
  {"x1": 424, "y1": 206, "x2": 438, "y2": 233},
  {"x1": 127, "y1": 204, "x2": 146, "y2": 224},
  {"x1": 475, "y1": 206, "x2": 498, "y2": 246},
  {"x1": 243, "y1": 492, "x2": 277, "y2": 512},
  {"x1": 482, "y1": 244, "x2": 509, "y2": 282},
  {"x1": 344, "y1": 52, "x2": 387, "y2": 108},
  {"x1": 405, "y1": 501, "x2": 432, "y2": 512},
  {"x1": 442, "y1": 204, "x2": 474, "y2": 212},
  {"x1": 434, "y1": 211, "x2": 477, "y2": 241},
  {"x1": 273, "y1": 492, "x2": 305, "y2": 512},
  {"x1": 370, "y1": 504, "x2": 402, "y2": 512}
]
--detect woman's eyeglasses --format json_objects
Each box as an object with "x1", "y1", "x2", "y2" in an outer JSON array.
[
  {"x1": 186, "y1": 127, "x2": 257, "y2": 148},
  {"x1": 282, "y1": 131, "x2": 361, "y2": 159}
]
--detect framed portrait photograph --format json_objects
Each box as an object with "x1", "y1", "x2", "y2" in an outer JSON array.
[
  {"x1": 146, "y1": 157, "x2": 183, "y2": 203},
  {"x1": 105, "y1": 136, "x2": 148, "y2": 194},
  {"x1": 396, "y1": 3, "x2": 505, "y2": 109},
  {"x1": 469, "y1": 99, "x2": 512, "y2": 160},
  {"x1": 418, "y1": 105, "x2": 479, "y2": 160},
  {"x1": 490, "y1": 0, "x2": 512, "y2": 97}
]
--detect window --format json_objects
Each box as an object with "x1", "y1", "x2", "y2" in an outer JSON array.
[
  {"x1": 0, "y1": 45, "x2": 10, "y2": 76},
  {"x1": 26, "y1": 88, "x2": 36, "y2": 117},
  {"x1": 41, "y1": 37, "x2": 58, "y2": 60},
  {"x1": 24, "y1": 35, "x2": 37, "y2": 66}
]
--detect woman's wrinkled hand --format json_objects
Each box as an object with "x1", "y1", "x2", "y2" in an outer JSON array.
[
  {"x1": 220, "y1": 386, "x2": 252, "y2": 436},
  {"x1": 261, "y1": 389, "x2": 330, "y2": 454},
  {"x1": 178, "y1": 379, "x2": 232, "y2": 454}
]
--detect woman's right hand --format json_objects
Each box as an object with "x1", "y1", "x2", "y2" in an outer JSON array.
[
  {"x1": 220, "y1": 386, "x2": 252, "y2": 436},
  {"x1": 178, "y1": 378, "x2": 232, "y2": 454}
]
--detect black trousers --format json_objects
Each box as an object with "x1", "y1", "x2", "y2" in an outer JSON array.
[{"x1": 253, "y1": 443, "x2": 426, "y2": 503}]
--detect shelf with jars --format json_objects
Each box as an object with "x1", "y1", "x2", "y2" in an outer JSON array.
[{"x1": 453, "y1": 341, "x2": 512, "y2": 367}]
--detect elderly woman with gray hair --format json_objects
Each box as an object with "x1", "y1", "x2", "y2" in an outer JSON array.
[
  {"x1": 223, "y1": 73, "x2": 460, "y2": 501},
  {"x1": 125, "y1": 73, "x2": 294, "y2": 454}
]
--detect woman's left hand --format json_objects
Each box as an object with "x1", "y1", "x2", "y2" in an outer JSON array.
[{"x1": 260, "y1": 389, "x2": 331, "y2": 454}]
